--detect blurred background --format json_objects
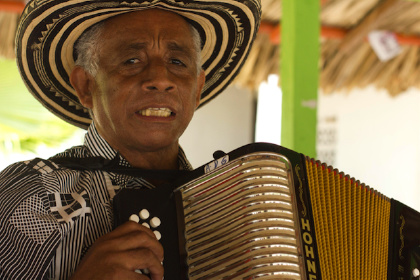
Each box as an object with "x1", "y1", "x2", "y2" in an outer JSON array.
[{"x1": 1, "y1": 0, "x2": 420, "y2": 211}]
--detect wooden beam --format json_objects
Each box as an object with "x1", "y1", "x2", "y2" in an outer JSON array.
[
  {"x1": 259, "y1": 21, "x2": 420, "y2": 46},
  {"x1": 281, "y1": 0, "x2": 320, "y2": 157},
  {"x1": 259, "y1": 22, "x2": 281, "y2": 44},
  {"x1": 394, "y1": 33, "x2": 420, "y2": 46},
  {"x1": 0, "y1": 0, "x2": 25, "y2": 13}
]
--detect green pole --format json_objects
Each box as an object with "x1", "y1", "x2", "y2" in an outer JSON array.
[{"x1": 281, "y1": 0, "x2": 320, "y2": 157}]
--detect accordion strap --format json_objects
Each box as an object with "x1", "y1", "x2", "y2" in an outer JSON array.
[{"x1": 50, "y1": 154, "x2": 190, "y2": 181}]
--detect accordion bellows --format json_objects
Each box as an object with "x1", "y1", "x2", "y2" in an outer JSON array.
[
  {"x1": 305, "y1": 159, "x2": 391, "y2": 279},
  {"x1": 113, "y1": 143, "x2": 420, "y2": 279}
]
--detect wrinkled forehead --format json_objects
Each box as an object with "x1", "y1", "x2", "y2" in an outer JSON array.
[{"x1": 86, "y1": 8, "x2": 200, "y2": 69}]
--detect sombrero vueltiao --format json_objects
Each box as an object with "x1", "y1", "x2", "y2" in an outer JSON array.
[{"x1": 15, "y1": 0, "x2": 261, "y2": 129}]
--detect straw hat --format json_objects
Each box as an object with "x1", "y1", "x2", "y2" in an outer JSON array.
[{"x1": 15, "y1": 0, "x2": 261, "y2": 129}]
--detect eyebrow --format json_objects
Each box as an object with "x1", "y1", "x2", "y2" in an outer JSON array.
[
  {"x1": 121, "y1": 41, "x2": 192, "y2": 53},
  {"x1": 167, "y1": 41, "x2": 193, "y2": 54},
  {"x1": 124, "y1": 42, "x2": 148, "y2": 52}
]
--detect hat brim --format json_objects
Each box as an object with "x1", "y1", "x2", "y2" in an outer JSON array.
[{"x1": 16, "y1": 0, "x2": 261, "y2": 129}]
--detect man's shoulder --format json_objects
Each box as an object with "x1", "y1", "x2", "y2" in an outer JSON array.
[
  {"x1": 0, "y1": 158, "x2": 53, "y2": 185},
  {"x1": 0, "y1": 145, "x2": 89, "y2": 177},
  {"x1": 50, "y1": 144, "x2": 91, "y2": 162},
  {"x1": 0, "y1": 145, "x2": 95, "y2": 222},
  {"x1": 0, "y1": 145, "x2": 98, "y2": 279}
]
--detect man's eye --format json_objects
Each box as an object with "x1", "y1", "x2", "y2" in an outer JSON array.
[
  {"x1": 171, "y1": 59, "x2": 185, "y2": 66},
  {"x1": 125, "y1": 58, "x2": 140, "y2": 64}
]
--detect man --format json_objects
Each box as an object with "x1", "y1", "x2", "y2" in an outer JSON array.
[{"x1": 0, "y1": 0, "x2": 260, "y2": 279}]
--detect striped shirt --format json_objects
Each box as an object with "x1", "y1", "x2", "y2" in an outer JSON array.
[{"x1": 0, "y1": 122, "x2": 193, "y2": 279}]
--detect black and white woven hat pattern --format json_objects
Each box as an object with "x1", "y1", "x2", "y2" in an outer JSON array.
[{"x1": 16, "y1": 0, "x2": 261, "y2": 129}]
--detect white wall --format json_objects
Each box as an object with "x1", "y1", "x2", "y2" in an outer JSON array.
[
  {"x1": 318, "y1": 86, "x2": 420, "y2": 212},
  {"x1": 180, "y1": 85, "x2": 255, "y2": 168}
]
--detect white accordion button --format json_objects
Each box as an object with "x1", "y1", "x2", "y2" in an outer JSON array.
[
  {"x1": 154, "y1": 230, "x2": 161, "y2": 240},
  {"x1": 150, "y1": 217, "x2": 161, "y2": 228},
  {"x1": 128, "y1": 209, "x2": 161, "y2": 241},
  {"x1": 129, "y1": 214, "x2": 140, "y2": 223},
  {"x1": 139, "y1": 209, "x2": 150, "y2": 220},
  {"x1": 413, "y1": 268, "x2": 420, "y2": 277}
]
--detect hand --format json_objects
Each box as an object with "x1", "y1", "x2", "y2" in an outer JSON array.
[{"x1": 70, "y1": 221, "x2": 164, "y2": 280}]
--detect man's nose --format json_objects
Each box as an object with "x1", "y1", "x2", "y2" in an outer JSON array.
[{"x1": 142, "y1": 61, "x2": 175, "y2": 92}]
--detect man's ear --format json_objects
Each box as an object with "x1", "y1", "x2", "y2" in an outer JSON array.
[
  {"x1": 195, "y1": 69, "x2": 206, "y2": 108},
  {"x1": 70, "y1": 66, "x2": 94, "y2": 109}
]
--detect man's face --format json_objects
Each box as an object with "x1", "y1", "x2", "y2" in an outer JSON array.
[{"x1": 85, "y1": 9, "x2": 205, "y2": 154}]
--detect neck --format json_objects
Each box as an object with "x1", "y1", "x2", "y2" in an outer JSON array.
[
  {"x1": 92, "y1": 122, "x2": 180, "y2": 170},
  {"x1": 120, "y1": 145, "x2": 180, "y2": 170}
]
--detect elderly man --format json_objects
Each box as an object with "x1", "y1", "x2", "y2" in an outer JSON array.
[
  {"x1": 69, "y1": 9, "x2": 205, "y2": 280},
  {"x1": 0, "y1": 0, "x2": 260, "y2": 279}
]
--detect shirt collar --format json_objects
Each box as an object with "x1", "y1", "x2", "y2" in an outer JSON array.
[{"x1": 84, "y1": 122, "x2": 193, "y2": 171}]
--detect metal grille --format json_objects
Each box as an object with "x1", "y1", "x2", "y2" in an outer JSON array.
[{"x1": 177, "y1": 152, "x2": 305, "y2": 280}]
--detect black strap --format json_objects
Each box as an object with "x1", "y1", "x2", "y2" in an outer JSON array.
[{"x1": 50, "y1": 155, "x2": 190, "y2": 181}]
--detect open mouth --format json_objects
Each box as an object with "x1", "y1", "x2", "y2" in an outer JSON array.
[{"x1": 138, "y1": 108, "x2": 174, "y2": 117}]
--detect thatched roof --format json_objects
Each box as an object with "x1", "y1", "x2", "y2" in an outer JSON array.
[{"x1": 1, "y1": 0, "x2": 420, "y2": 96}]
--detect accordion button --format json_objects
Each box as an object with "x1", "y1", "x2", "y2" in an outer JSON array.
[
  {"x1": 150, "y1": 217, "x2": 161, "y2": 228},
  {"x1": 413, "y1": 268, "x2": 420, "y2": 277},
  {"x1": 154, "y1": 230, "x2": 161, "y2": 240},
  {"x1": 129, "y1": 214, "x2": 140, "y2": 223},
  {"x1": 142, "y1": 222, "x2": 150, "y2": 228},
  {"x1": 139, "y1": 209, "x2": 150, "y2": 220}
]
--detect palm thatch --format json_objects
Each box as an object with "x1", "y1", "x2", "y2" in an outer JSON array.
[
  {"x1": 241, "y1": 0, "x2": 420, "y2": 96},
  {"x1": 0, "y1": 11, "x2": 18, "y2": 59},
  {"x1": 319, "y1": 0, "x2": 420, "y2": 95},
  {"x1": 1, "y1": 0, "x2": 420, "y2": 96}
]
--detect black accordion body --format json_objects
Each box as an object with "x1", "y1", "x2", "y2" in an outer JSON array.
[{"x1": 113, "y1": 143, "x2": 420, "y2": 279}]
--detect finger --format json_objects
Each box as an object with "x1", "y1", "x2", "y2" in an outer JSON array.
[
  {"x1": 122, "y1": 248, "x2": 164, "y2": 280},
  {"x1": 107, "y1": 268, "x2": 159, "y2": 280},
  {"x1": 111, "y1": 221, "x2": 157, "y2": 240},
  {"x1": 131, "y1": 270, "x2": 161, "y2": 280},
  {"x1": 115, "y1": 230, "x2": 164, "y2": 261},
  {"x1": 90, "y1": 268, "x2": 156, "y2": 280},
  {"x1": 71, "y1": 248, "x2": 163, "y2": 280},
  {"x1": 95, "y1": 222, "x2": 163, "y2": 261}
]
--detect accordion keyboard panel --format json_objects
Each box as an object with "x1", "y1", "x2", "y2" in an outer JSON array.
[
  {"x1": 305, "y1": 158, "x2": 391, "y2": 279},
  {"x1": 178, "y1": 153, "x2": 305, "y2": 280}
]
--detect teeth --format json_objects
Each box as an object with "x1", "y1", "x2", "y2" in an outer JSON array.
[{"x1": 139, "y1": 108, "x2": 172, "y2": 117}]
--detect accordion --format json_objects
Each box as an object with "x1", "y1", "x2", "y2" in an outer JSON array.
[{"x1": 113, "y1": 143, "x2": 420, "y2": 279}]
